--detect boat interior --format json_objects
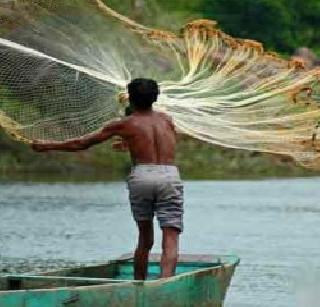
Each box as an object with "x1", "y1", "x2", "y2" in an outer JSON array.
[{"x1": 0, "y1": 255, "x2": 224, "y2": 291}]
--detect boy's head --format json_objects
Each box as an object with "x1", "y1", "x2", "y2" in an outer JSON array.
[{"x1": 128, "y1": 78, "x2": 159, "y2": 111}]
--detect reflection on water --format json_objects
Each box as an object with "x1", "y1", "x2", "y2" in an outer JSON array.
[{"x1": 1, "y1": 178, "x2": 320, "y2": 307}]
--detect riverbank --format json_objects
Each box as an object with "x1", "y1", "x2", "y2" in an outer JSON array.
[{"x1": 1, "y1": 131, "x2": 318, "y2": 181}]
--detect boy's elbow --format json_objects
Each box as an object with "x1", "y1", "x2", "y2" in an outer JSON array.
[
  {"x1": 67, "y1": 136, "x2": 102, "y2": 151},
  {"x1": 63, "y1": 140, "x2": 88, "y2": 151}
]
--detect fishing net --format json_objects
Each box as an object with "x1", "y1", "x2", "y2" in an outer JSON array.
[{"x1": 0, "y1": 0, "x2": 320, "y2": 168}]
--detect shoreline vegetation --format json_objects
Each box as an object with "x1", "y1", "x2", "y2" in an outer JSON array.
[
  {"x1": 1, "y1": 131, "x2": 318, "y2": 182},
  {"x1": 1, "y1": 0, "x2": 320, "y2": 181}
]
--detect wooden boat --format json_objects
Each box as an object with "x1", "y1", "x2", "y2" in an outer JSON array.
[{"x1": 0, "y1": 253, "x2": 239, "y2": 307}]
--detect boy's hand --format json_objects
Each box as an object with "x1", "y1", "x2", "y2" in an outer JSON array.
[{"x1": 118, "y1": 92, "x2": 129, "y2": 105}]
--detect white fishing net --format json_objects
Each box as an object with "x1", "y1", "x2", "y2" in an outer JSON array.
[{"x1": 0, "y1": 0, "x2": 320, "y2": 167}]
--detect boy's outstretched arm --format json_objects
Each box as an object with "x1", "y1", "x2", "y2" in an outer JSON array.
[{"x1": 32, "y1": 120, "x2": 126, "y2": 152}]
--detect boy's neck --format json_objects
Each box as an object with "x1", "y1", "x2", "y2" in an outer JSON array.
[{"x1": 134, "y1": 108, "x2": 153, "y2": 114}]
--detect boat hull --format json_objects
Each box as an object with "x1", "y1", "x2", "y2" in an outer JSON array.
[{"x1": 0, "y1": 254, "x2": 239, "y2": 307}]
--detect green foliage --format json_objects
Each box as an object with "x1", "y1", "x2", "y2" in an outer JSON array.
[
  {"x1": 0, "y1": 86, "x2": 17, "y2": 109},
  {"x1": 101, "y1": 0, "x2": 201, "y2": 30},
  {"x1": 0, "y1": 131, "x2": 318, "y2": 181},
  {"x1": 104, "y1": 0, "x2": 320, "y2": 53},
  {"x1": 199, "y1": 0, "x2": 320, "y2": 53}
]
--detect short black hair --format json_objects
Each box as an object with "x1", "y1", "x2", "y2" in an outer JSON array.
[{"x1": 128, "y1": 78, "x2": 159, "y2": 111}]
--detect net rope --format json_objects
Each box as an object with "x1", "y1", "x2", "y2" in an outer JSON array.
[{"x1": 0, "y1": 0, "x2": 320, "y2": 167}]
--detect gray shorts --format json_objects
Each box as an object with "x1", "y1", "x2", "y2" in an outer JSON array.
[{"x1": 127, "y1": 165, "x2": 184, "y2": 233}]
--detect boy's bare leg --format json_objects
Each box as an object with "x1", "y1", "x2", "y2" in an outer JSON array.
[
  {"x1": 160, "y1": 227, "x2": 179, "y2": 278},
  {"x1": 134, "y1": 221, "x2": 154, "y2": 280}
]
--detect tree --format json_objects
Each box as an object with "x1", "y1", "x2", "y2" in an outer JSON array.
[{"x1": 199, "y1": 0, "x2": 320, "y2": 54}]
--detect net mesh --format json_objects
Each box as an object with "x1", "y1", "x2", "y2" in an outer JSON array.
[{"x1": 0, "y1": 0, "x2": 320, "y2": 168}]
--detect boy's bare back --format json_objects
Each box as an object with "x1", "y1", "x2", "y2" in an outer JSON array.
[{"x1": 119, "y1": 110, "x2": 176, "y2": 165}]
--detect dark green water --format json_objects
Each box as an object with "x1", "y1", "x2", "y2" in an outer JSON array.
[{"x1": 1, "y1": 178, "x2": 320, "y2": 306}]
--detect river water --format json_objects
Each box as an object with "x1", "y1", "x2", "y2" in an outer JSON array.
[{"x1": 1, "y1": 178, "x2": 320, "y2": 307}]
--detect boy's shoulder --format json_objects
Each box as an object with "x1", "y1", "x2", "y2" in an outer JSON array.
[
  {"x1": 155, "y1": 111, "x2": 175, "y2": 131},
  {"x1": 155, "y1": 111, "x2": 173, "y2": 122}
]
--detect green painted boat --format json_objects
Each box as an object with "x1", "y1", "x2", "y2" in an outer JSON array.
[{"x1": 0, "y1": 254, "x2": 239, "y2": 307}]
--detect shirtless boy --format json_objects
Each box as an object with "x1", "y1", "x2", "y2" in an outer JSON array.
[{"x1": 33, "y1": 78, "x2": 184, "y2": 280}]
